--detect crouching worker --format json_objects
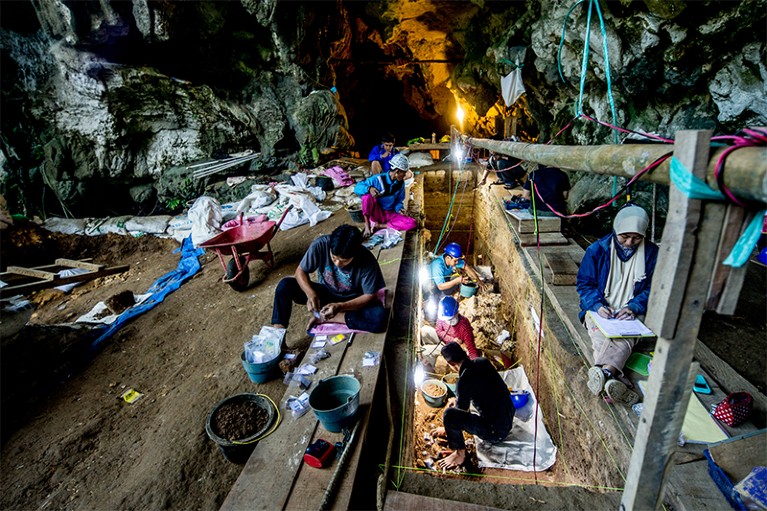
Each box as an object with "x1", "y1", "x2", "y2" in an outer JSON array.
[
  {"x1": 429, "y1": 242, "x2": 488, "y2": 297},
  {"x1": 271, "y1": 224, "x2": 387, "y2": 333},
  {"x1": 422, "y1": 296, "x2": 479, "y2": 360},
  {"x1": 431, "y1": 342, "x2": 515, "y2": 469},
  {"x1": 576, "y1": 204, "x2": 658, "y2": 405},
  {"x1": 354, "y1": 153, "x2": 417, "y2": 238}
]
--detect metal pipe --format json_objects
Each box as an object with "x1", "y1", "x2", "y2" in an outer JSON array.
[{"x1": 465, "y1": 136, "x2": 767, "y2": 204}]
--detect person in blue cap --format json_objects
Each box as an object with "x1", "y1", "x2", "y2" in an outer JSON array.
[{"x1": 429, "y1": 242, "x2": 486, "y2": 297}]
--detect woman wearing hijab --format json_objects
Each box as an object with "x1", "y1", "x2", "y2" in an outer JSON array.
[{"x1": 576, "y1": 204, "x2": 659, "y2": 405}]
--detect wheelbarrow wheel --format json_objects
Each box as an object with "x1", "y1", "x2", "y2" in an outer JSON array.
[{"x1": 226, "y1": 256, "x2": 250, "y2": 292}]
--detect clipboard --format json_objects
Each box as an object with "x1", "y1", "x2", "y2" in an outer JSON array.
[{"x1": 586, "y1": 311, "x2": 655, "y2": 338}]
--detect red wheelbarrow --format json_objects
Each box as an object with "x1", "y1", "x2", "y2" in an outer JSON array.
[{"x1": 199, "y1": 205, "x2": 293, "y2": 291}]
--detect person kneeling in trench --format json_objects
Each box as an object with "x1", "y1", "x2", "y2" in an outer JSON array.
[
  {"x1": 271, "y1": 224, "x2": 387, "y2": 333},
  {"x1": 431, "y1": 342, "x2": 515, "y2": 469}
]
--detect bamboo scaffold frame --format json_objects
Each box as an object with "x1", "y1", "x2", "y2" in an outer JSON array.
[{"x1": 464, "y1": 136, "x2": 767, "y2": 204}]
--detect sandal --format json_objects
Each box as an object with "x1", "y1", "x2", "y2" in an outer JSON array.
[
  {"x1": 605, "y1": 379, "x2": 639, "y2": 406},
  {"x1": 587, "y1": 366, "x2": 606, "y2": 395}
]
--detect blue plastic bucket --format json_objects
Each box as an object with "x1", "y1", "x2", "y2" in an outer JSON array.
[
  {"x1": 309, "y1": 375, "x2": 361, "y2": 433},
  {"x1": 241, "y1": 352, "x2": 280, "y2": 384}
]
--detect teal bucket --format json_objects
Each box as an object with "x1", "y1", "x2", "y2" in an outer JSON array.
[
  {"x1": 309, "y1": 375, "x2": 361, "y2": 433},
  {"x1": 460, "y1": 282, "x2": 478, "y2": 298},
  {"x1": 241, "y1": 352, "x2": 280, "y2": 384}
]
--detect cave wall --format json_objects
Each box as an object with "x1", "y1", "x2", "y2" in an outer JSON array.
[{"x1": 1, "y1": 0, "x2": 764, "y2": 218}]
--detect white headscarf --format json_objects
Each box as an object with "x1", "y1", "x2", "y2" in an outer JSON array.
[{"x1": 604, "y1": 205, "x2": 649, "y2": 310}]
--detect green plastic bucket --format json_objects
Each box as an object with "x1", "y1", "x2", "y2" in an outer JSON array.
[
  {"x1": 460, "y1": 282, "x2": 478, "y2": 298},
  {"x1": 241, "y1": 352, "x2": 280, "y2": 384},
  {"x1": 309, "y1": 375, "x2": 361, "y2": 433}
]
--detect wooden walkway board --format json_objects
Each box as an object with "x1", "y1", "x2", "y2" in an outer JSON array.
[
  {"x1": 504, "y1": 209, "x2": 562, "y2": 234},
  {"x1": 384, "y1": 491, "x2": 507, "y2": 511},
  {"x1": 543, "y1": 252, "x2": 579, "y2": 285},
  {"x1": 220, "y1": 241, "x2": 406, "y2": 511}
]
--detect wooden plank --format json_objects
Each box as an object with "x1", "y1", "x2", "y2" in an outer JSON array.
[
  {"x1": 645, "y1": 131, "x2": 713, "y2": 339},
  {"x1": 544, "y1": 252, "x2": 579, "y2": 285},
  {"x1": 220, "y1": 337, "x2": 348, "y2": 511},
  {"x1": 622, "y1": 130, "x2": 726, "y2": 511},
  {"x1": 708, "y1": 431, "x2": 767, "y2": 483},
  {"x1": 0, "y1": 265, "x2": 130, "y2": 297},
  {"x1": 714, "y1": 208, "x2": 753, "y2": 315},
  {"x1": 221, "y1": 243, "x2": 406, "y2": 511},
  {"x1": 694, "y1": 340, "x2": 767, "y2": 420},
  {"x1": 55, "y1": 258, "x2": 104, "y2": 271},
  {"x1": 704, "y1": 205, "x2": 746, "y2": 312},
  {"x1": 384, "y1": 491, "x2": 507, "y2": 511},
  {"x1": 505, "y1": 210, "x2": 561, "y2": 234},
  {"x1": 0, "y1": 258, "x2": 95, "y2": 280},
  {"x1": 516, "y1": 232, "x2": 569, "y2": 247},
  {"x1": 6, "y1": 266, "x2": 58, "y2": 280},
  {"x1": 664, "y1": 457, "x2": 733, "y2": 511}
]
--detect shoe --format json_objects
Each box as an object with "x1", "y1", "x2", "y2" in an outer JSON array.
[
  {"x1": 587, "y1": 366, "x2": 605, "y2": 395},
  {"x1": 605, "y1": 379, "x2": 639, "y2": 406},
  {"x1": 491, "y1": 179, "x2": 505, "y2": 186}
]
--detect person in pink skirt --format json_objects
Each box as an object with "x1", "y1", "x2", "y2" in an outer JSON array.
[{"x1": 353, "y1": 153, "x2": 417, "y2": 237}]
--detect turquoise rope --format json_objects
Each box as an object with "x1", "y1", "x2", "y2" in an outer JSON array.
[
  {"x1": 575, "y1": 0, "x2": 593, "y2": 116},
  {"x1": 558, "y1": 0, "x2": 586, "y2": 84}
]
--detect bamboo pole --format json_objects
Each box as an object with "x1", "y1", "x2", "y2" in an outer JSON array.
[{"x1": 464, "y1": 137, "x2": 767, "y2": 204}]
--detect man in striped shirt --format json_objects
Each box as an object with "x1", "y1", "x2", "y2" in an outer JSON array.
[{"x1": 422, "y1": 296, "x2": 480, "y2": 363}]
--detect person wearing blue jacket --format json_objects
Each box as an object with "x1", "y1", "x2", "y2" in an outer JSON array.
[
  {"x1": 354, "y1": 153, "x2": 416, "y2": 237},
  {"x1": 576, "y1": 204, "x2": 658, "y2": 406},
  {"x1": 368, "y1": 133, "x2": 398, "y2": 175}
]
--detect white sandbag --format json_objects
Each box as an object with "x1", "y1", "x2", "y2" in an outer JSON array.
[
  {"x1": 124, "y1": 215, "x2": 171, "y2": 234},
  {"x1": 43, "y1": 217, "x2": 87, "y2": 235},
  {"x1": 168, "y1": 214, "x2": 193, "y2": 230},
  {"x1": 85, "y1": 216, "x2": 131, "y2": 236},
  {"x1": 407, "y1": 152, "x2": 434, "y2": 168},
  {"x1": 188, "y1": 196, "x2": 222, "y2": 247}
]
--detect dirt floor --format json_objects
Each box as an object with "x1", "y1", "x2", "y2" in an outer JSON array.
[{"x1": 0, "y1": 215, "x2": 349, "y2": 511}]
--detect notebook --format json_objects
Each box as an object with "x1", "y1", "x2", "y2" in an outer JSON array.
[{"x1": 586, "y1": 311, "x2": 655, "y2": 338}]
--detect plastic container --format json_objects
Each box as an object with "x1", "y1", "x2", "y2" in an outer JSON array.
[
  {"x1": 309, "y1": 375, "x2": 361, "y2": 433},
  {"x1": 205, "y1": 393, "x2": 276, "y2": 463},
  {"x1": 421, "y1": 379, "x2": 448, "y2": 407},
  {"x1": 460, "y1": 282, "x2": 478, "y2": 298},
  {"x1": 441, "y1": 373, "x2": 459, "y2": 394},
  {"x1": 241, "y1": 352, "x2": 280, "y2": 384},
  {"x1": 509, "y1": 390, "x2": 530, "y2": 409},
  {"x1": 346, "y1": 207, "x2": 365, "y2": 224}
]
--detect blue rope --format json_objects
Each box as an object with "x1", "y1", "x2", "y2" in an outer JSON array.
[{"x1": 558, "y1": 0, "x2": 586, "y2": 85}]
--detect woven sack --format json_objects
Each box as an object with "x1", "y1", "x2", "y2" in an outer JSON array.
[{"x1": 713, "y1": 392, "x2": 752, "y2": 427}]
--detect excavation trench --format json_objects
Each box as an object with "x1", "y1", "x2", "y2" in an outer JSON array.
[{"x1": 397, "y1": 161, "x2": 631, "y2": 493}]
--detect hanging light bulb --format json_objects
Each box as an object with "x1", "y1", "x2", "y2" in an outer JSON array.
[{"x1": 456, "y1": 104, "x2": 465, "y2": 129}]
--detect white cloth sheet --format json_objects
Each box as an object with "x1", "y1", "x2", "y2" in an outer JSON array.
[{"x1": 475, "y1": 366, "x2": 557, "y2": 471}]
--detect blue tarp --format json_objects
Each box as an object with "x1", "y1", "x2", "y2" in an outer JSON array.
[{"x1": 91, "y1": 236, "x2": 204, "y2": 350}]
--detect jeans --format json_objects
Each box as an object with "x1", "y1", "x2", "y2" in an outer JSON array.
[
  {"x1": 271, "y1": 277, "x2": 388, "y2": 332},
  {"x1": 443, "y1": 406, "x2": 515, "y2": 450}
]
